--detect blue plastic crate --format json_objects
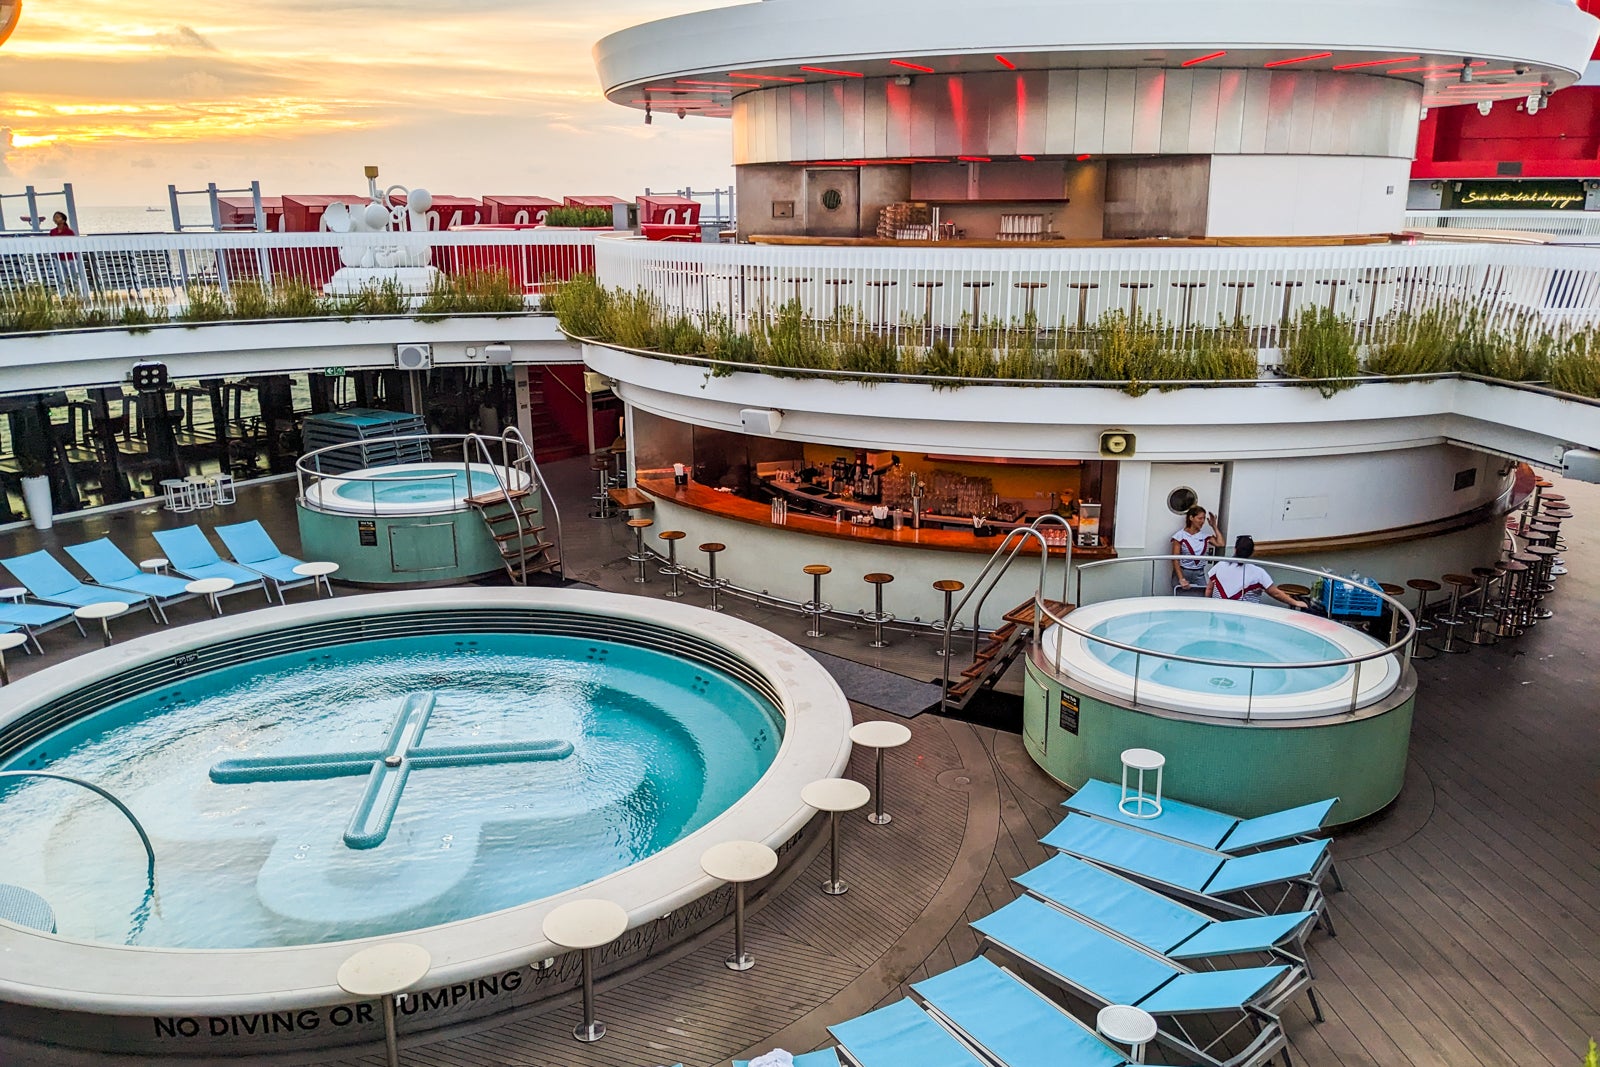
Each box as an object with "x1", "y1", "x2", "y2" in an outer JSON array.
[{"x1": 1321, "y1": 578, "x2": 1384, "y2": 617}]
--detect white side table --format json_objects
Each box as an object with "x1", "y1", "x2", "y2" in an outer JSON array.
[
  {"x1": 138, "y1": 558, "x2": 170, "y2": 575},
  {"x1": 849, "y1": 720, "x2": 912, "y2": 826},
  {"x1": 1097, "y1": 1004, "x2": 1158, "y2": 1064},
  {"x1": 186, "y1": 577, "x2": 235, "y2": 617},
  {"x1": 801, "y1": 778, "x2": 870, "y2": 895},
  {"x1": 701, "y1": 840, "x2": 777, "y2": 971},
  {"x1": 293, "y1": 560, "x2": 340, "y2": 597},
  {"x1": 75, "y1": 602, "x2": 129, "y2": 647},
  {"x1": 0, "y1": 631, "x2": 30, "y2": 685},
  {"x1": 0, "y1": 586, "x2": 26, "y2": 603},
  {"x1": 542, "y1": 899, "x2": 629, "y2": 1043},
  {"x1": 1119, "y1": 748, "x2": 1166, "y2": 819},
  {"x1": 185, "y1": 474, "x2": 215, "y2": 509},
  {"x1": 336, "y1": 942, "x2": 431, "y2": 1067}
]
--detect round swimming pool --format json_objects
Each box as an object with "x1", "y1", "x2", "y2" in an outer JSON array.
[
  {"x1": 301, "y1": 462, "x2": 530, "y2": 516},
  {"x1": 1042, "y1": 596, "x2": 1401, "y2": 718},
  {"x1": 0, "y1": 589, "x2": 852, "y2": 1057}
]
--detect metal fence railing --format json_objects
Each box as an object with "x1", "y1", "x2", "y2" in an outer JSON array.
[{"x1": 1405, "y1": 210, "x2": 1600, "y2": 239}]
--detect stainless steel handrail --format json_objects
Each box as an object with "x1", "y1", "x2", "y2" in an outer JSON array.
[
  {"x1": 463, "y1": 432, "x2": 526, "y2": 582},
  {"x1": 295, "y1": 432, "x2": 526, "y2": 515},
  {"x1": 505, "y1": 426, "x2": 565, "y2": 580},
  {"x1": 0, "y1": 770, "x2": 157, "y2": 888}
]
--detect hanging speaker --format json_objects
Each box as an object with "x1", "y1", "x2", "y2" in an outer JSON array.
[{"x1": 394, "y1": 343, "x2": 432, "y2": 370}]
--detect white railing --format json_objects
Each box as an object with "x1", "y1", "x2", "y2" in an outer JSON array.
[
  {"x1": 0, "y1": 229, "x2": 605, "y2": 321},
  {"x1": 592, "y1": 237, "x2": 1600, "y2": 343},
  {"x1": 1406, "y1": 210, "x2": 1600, "y2": 239}
]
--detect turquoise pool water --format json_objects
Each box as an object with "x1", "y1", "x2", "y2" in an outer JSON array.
[
  {"x1": 0, "y1": 634, "x2": 781, "y2": 949},
  {"x1": 330, "y1": 466, "x2": 505, "y2": 506},
  {"x1": 1086, "y1": 608, "x2": 1350, "y2": 696}
]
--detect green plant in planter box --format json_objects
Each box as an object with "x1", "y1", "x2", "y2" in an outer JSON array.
[
  {"x1": 547, "y1": 273, "x2": 609, "y2": 339},
  {"x1": 542, "y1": 206, "x2": 613, "y2": 228},
  {"x1": 1282, "y1": 306, "x2": 1358, "y2": 396}
]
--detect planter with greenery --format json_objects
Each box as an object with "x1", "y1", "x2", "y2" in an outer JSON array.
[{"x1": 541, "y1": 206, "x2": 614, "y2": 228}]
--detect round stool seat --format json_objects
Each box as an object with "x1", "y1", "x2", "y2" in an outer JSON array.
[
  {"x1": 1379, "y1": 583, "x2": 1404, "y2": 596},
  {"x1": 659, "y1": 530, "x2": 686, "y2": 541},
  {"x1": 850, "y1": 720, "x2": 912, "y2": 750},
  {"x1": 627, "y1": 518, "x2": 653, "y2": 528},
  {"x1": 590, "y1": 457, "x2": 611, "y2": 471},
  {"x1": 1525, "y1": 545, "x2": 1559, "y2": 558},
  {"x1": 700, "y1": 840, "x2": 778, "y2": 883},
  {"x1": 864, "y1": 572, "x2": 893, "y2": 585},
  {"x1": 699, "y1": 542, "x2": 725, "y2": 554},
  {"x1": 337, "y1": 943, "x2": 432, "y2": 998},
  {"x1": 1407, "y1": 578, "x2": 1442, "y2": 593},
  {"x1": 803, "y1": 564, "x2": 832, "y2": 576},
  {"x1": 541, "y1": 899, "x2": 629, "y2": 951},
  {"x1": 1470, "y1": 567, "x2": 1497, "y2": 580},
  {"x1": 1278, "y1": 583, "x2": 1311, "y2": 598},
  {"x1": 802, "y1": 777, "x2": 871, "y2": 813},
  {"x1": 1541, "y1": 492, "x2": 1566, "y2": 503},
  {"x1": 1442, "y1": 573, "x2": 1477, "y2": 589},
  {"x1": 933, "y1": 579, "x2": 965, "y2": 593}
]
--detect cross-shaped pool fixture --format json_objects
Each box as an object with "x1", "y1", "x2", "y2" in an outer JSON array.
[{"x1": 209, "y1": 692, "x2": 574, "y2": 849}]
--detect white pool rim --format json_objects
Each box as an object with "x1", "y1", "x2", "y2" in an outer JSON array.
[
  {"x1": 301, "y1": 462, "x2": 531, "y2": 516},
  {"x1": 1040, "y1": 596, "x2": 1402, "y2": 720},
  {"x1": 0, "y1": 588, "x2": 852, "y2": 1016}
]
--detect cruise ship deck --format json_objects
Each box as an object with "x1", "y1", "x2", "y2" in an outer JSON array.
[{"x1": 0, "y1": 456, "x2": 1592, "y2": 1067}]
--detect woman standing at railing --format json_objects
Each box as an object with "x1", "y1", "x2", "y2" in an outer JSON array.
[
  {"x1": 47, "y1": 210, "x2": 80, "y2": 297},
  {"x1": 1170, "y1": 504, "x2": 1223, "y2": 595}
]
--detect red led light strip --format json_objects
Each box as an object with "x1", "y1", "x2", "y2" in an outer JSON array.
[
  {"x1": 1076, "y1": 153, "x2": 1092, "y2": 161},
  {"x1": 995, "y1": 54, "x2": 1016, "y2": 70},
  {"x1": 728, "y1": 72, "x2": 805, "y2": 83},
  {"x1": 800, "y1": 65, "x2": 865, "y2": 77},
  {"x1": 1182, "y1": 51, "x2": 1227, "y2": 67},
  {"x1": 891, "y1": 60, "x2": 935, "y2": 73},
  {"x1": 1331, "y1": 55, "x2": 1419, "y2": 70},
  {"x1": 677, "y1": 80, "x2": 744, "y2": 88},
  {"x1": 1019, "y1": 155, "x2": 1036, "y2": 161},
  {"x1": 1264, "y1": 52, "x2": 1332, "y2": 68},
  {"x1": 958, "y1": 155, "x2": 991, "y2": 162}
]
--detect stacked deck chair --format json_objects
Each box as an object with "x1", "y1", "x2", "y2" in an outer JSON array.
[
  {"x1": 64, "y1": 538, "x2": 198, "y2": 625},
  {"x1": 214, "y1": 520, "x2": 317, "y2": 604},
  {"x1": 150, "y1": 526, "x2": 270, "y2": 606},
  {"x1": 827, "y1": 993, "x2": 1141, "y2": 1067},
  {"x1": 974, "y1": 894, "x2": 1294, "y2": 1067},
  {"x1": 1064, "y1": 779, "x2": 1344, "y2": 890},
  {"x1": 1, "y1": 550, "x2": 161, "y2": 623},
  {"x1": 0, "y1": 601, "x2": 82, "y2": 651},
  {"x1": 1043, "y1": 814, "x2": 1337, "y2": 937}
]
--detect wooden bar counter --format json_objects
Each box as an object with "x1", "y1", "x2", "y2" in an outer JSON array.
[{"x1": 636, "y1": 475, "x2": 1112, "y2": 559}]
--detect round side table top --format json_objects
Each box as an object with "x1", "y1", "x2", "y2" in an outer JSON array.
[
  {"x1": 0, "y1": 631, "x2": 30, "y2": 652},
  {"x1": 336, "y1": 943, "x2": 432, "y2": 998},
  {"x1": 0, "y1": 586, "x2": 26, "y2": 602},
  {"x1": 801, "y1": 777, "x2": 871, "y2": 814},
  {"x1": 541, "y1": 899, "x2": 629, "y2": 951},
  {"x1": 185, "y1": 577, "x2": 236, "y2": 596},
  {"x1": 293, "y1": 561, "x2": 340, "y2": 578},
  {"x1": 850, "y1": 721, "x2": 912, "y2": 750},
  {"x1": 137, "y1": 558, "x2": 168, "y2": 573},
  {"x1": 700, "y1": 840, "x2": 778, "y2": 884},
  {"x1": 1096, "y1": 1004, "x2": 1158, "y2": 1046},
  {"x1": 74, "y1": 602, "x2": 129, "y2": 621},
  {"x1": 1120, "y1": 748, "x2": 1166, "y2": 772}
]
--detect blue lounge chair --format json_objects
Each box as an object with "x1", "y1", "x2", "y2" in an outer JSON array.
[
  {"x1": 974, "y1": 895, "x2": 1294, "y2": 1067},
  {"x1": 64, "y1": 538, "x2": 198, "y2": 625},
  {"x1": 1016, "y1": 853, "x2": 1322, "y2": 1019},
  {"x1": 150, "y1": 526, "x2": 270, "y2": 605},
  {"x1": 1, "y1": 550, "x2": 160, "y2": 621},
  {"x1": 214, "y1": 520, "x2": 315, "y2": 604},
  {"x1": 1065, "y1": 778, "x2": 1338, "y2": 853},
  {"x1": 1042, "y1": 814, "x2": 1336, "y2": 935},
  {"x1": 913, "y1": 958, "x2": 1131, "y2": 1067},
  {"x1": 828, "y1": 998, "x2": 986, "y2": 1067},
  {"x1": 0, "y1": 601, "x2": 83, "y2": 651}
]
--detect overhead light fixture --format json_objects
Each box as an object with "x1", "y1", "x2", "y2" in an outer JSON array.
[
  {"x1": 1477, "y1": 99, "x2": 1493, "y2": 116},
  {"x1": 893, "y1": 74, "x2": 912, "y2": 86}
]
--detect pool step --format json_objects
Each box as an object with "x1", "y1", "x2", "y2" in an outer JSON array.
[
  {"x1": 943, "y1": 598, "x2": 1073, "y2": 715},
  {"x1": 468, "y1": 489, "x2": 561, "y2": 584},
  {"x1": 492, "y1": 525, "x2": 546, "y2": 542},
  {"x1": 465, "y1": 488, "x2": 530, "y2": 507}
]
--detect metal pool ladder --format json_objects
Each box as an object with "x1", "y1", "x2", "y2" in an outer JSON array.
[{"x1": 463, "y1": 429, "x2": 565, "y2": 585}]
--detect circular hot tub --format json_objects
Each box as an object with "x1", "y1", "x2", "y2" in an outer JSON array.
[
  {"x1": 301, "y1": 462, "x2": 530, "y2": 517},
  {"x1": 0, "y1": 589, "x2": 852, "y2": 1061}
]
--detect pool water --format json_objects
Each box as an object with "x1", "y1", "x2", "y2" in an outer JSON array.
[
  {"x1": 0, "y1": 634, "x2": 781, "y2": 949},
  {"x1": 330, "y1": 466, "x2": 506, "y2": 506},
  {"x1": 1086, "y1": 608, "x2": 1351, "y2": 696}
]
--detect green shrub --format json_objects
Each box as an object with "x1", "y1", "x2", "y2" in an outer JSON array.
[
  {"x1": 1367, "y1": 306, "x2": 1456, "y2": 376},
  {"x1": 1186, "y1": 323, "x2": 1259, "y2": 383},
  {"x1": 658, "y1": 314, "x2": 705, "y2": 356},
  {"x1": 547, "y1": 273, "x2": 609, "y2": 338},
  {"x1": 417, "y1": 269, "x2": 524, "y2": 320},
  {"x1": 1282, "y1": 306, "x2": 1358, "y2": 395},
  {"x1": 229, "y1": 282, "x2": 274, "y2": 320},
  {"x1": 543, "y1": 206, "x2": 613, "y2": 228},
  {"x1": 0, "y1": 286, "x2": 65, "y2": 332},
  {"x1": 839, "y1": 332, "x2": 901, "y2": 375},
  {"x1": 179, "y1": 286, "x2": 231, "y2": 323},
  {"x1": 1549, "y1": 331, "x2": 1600, "y2": 399},
  {"x1": 759, "y1": 300, "x2": 833, "y2": 370},
  {"x1": 271, "y1": 278, "x2": 330, "y2": 319},
  {"x1": 1583, "y1": 1037, "x2": 1597, "y2": 1067},
  {"x1": 600, "y1": 289, "x2": 662, "y2": 350}
]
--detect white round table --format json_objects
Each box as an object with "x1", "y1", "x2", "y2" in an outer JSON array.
[
  {"x1": 801, "y1": 778, "x2": 871, "y2": 896},
  {"x1": 336, "y1": 943, "x2": 431, "y2": 1067},
  {"x1": 1119, "y1": 747, "x2": 1166, "y2": 820},
  {"x1": 849, "y1": 720, "x2": 912, "y2": 825},
  {"x1": 74, "y1": 601, "x2": 129, "y2": 647},
  {"x1": 542, "y1": 899, "x2": 629, "y2": 1043},
  {"x1": 293, "y1": 560, "x2": 340, "y2": 598},
  {"x1": 1096, "y1": 1004, "x2": 1158, "y2": 1064},
  {"x1": 0, "y1": 630, "x2": 30, "y2": 684},
  {"x1": 184, "y1": 474, "x2": 215, "y2": 509},
  {"x1": 138, "y1": 558, "x2": 169, "y2": 575},
  {"x1": 0, "y1": 586, "x2": 26, "y2": 603},
  {"x1": 701, "y1": 840, "x2": 778, "y2": 971},
  {"x1": 185, "y1": 577, "x2": 235, "y2": 617}
]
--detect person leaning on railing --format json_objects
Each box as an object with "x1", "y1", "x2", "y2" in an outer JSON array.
[
  {"x1": 1170, "y1": 504, "x2": 1224, "y2": 595},
  {"x1": 1206, "y1": 535, "x2": 1308, "y2": 609}
]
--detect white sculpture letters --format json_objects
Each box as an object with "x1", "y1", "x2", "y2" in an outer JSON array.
[{"x1": 322, "y1": 173, "x2": 443, "y2": 295}]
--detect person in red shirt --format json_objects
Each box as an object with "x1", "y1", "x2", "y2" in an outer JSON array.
[
  {"x1": 48, "y1": 211, "x2": 74, "y2": 239},
  {"x1": 47, "y1": 211, "x2": 79, "y2": 295}
]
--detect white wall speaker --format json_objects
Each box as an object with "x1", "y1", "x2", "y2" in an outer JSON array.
[
  {"x1": 394, "y1": 343, "x2": 432, "y2": 371},
  {"x1": 738, "y1": 408, "x2": 783, "y2": 436}
]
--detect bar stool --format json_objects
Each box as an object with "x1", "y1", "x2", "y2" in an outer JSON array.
[
  {"x1": 801, "y1": 564, "x2": 832, "y2": 638},
  {"x1": 1509, "y1": 552, "x2": 1541, "y2": 630},
  {"x1": 1273, "y1": 279, "x2": 1303, "y2": 329},
  {"x1": 866, "y1": 279, "x2": 898, "y2": 327},
  {"x1": 1430, "y1": 574, "x2": 1477, "y2": 654},
  {"x1": 589, "y1": 456, "x2": 614, "y2": 519},
  {"x1": 541, "y1": 900, "x2": 628, "y2": 1042},
  {"x1": 822, "y1": 277, "x2": 853, "y2": 319},
  {"x1": 1068, "y1": 282, "x2": 1099, "y2": 328},
  {"x1": 1119, "y1": 748, "x2": 1165, "y2": 819},
  {"x1": 1406, "y1": 579, "x2": 1441, "y2": 660},
  {"x1": 1013, "y1": 281, "x2": 1048, "y2": 323},
  {"x1": 699, "y1": 543, "x2": 728, "y2": 611},
  {"x1": 849, "y1": 720, "x2": 912, "y2": 826},
  {"x1": 658, "y1": 530, "x2": 686, "y2": 597},
  {"x1": 1316, "y1": 277, "x2": 1349, "y2": 312},
  {"x1": 1171, "y1": 281, "x2": 1206, "y2": 329},
  {"x1": 625, "y1": 518, "x2": 653, "y2": 584},
  {"x1": 913, "y1": 280, "x2": 944, "y2": 331},
  {"x1": 1119, "y1": 281, "x2": 1154, "y2": 319},
  {"x1": 1524, "y1": 546, "x2": 1560, "y2": 618},
  {"x1": 700, "y1": 840, "x2": 777, "y2": 971},
  {"x1": 1465, "y1": 567, "x2": 1501, "y2": 646},
  {"x1": 785, "y1": 275, "x2": 813, "y2": 307},
  {"x1": 1378, "y1": 582, "x2": 1406, "y2": 646},
  {"x1": 861, "y1": 573, "x2": 895, "y2": 648},
  {"x1": 960, "y1": 280, "x2": 994, "y2": 322},
  {"x1": 1494, "y1": 559, "x2": 1529, "y2": 638},
  {"x1": 336, "y1": 942, "x2": 431, "y2": 1067},
  {"x1": 932, "y1": 579, "x2": 965, "y2": 659},
  {"x1": 801, "y1": 778, "x2": 870, "y2": 895},
  {"x1": 1221, "y1": 281, "x2": 1256, "y2": 326}
]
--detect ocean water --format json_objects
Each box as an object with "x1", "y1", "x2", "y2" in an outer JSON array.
[{"x1": 6, "y1": 205, "x2": 194, "y2": 235}]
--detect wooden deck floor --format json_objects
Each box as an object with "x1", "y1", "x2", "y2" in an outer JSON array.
[{"x1": 0, "y1": 462, "x2": 1595, "y2": 1067}]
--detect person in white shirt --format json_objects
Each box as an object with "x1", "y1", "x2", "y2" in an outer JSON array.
[
  {"x1": 1170, "y1": 504, "x2": 1224, "y2": 594},
  {"x1": 1207, "y1": 535, "x2": 1308, "y2": 608}
]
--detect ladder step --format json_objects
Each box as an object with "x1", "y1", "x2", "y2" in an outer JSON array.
[
  {"x1": 948, "y1": 677, "x2": 978, "y2": 698},
  {"x1": 500, "y1": 540, "x2": 555, "y2": 558},
  {"x1": 466, "y1": 489, "x2": 530, "y2": 507},
  {"x1": 482, "y1": 508, "x2": 538, "y2": 524},
  {"x1": 1002, "y1": 599, "x2": 1073, "y2": 626},
  {"x1": 960, "y1": 661, "x2": 991, "y2": 679},
  {"x1": 492, "y1": 526, "x2": 546, "y2": 541}
]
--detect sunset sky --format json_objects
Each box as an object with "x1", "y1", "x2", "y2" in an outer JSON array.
[{"x1": 0, "y1": 0, "x2": 740, "y2": 206}]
